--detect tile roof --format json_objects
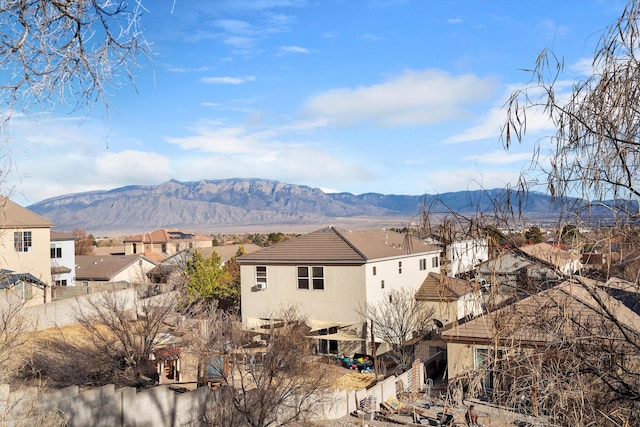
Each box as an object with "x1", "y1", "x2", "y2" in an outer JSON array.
[
  {"x1": 442, "y1": 277, "x2": 640, "y2": 346},
  {"x1": 75, "y1": 255, "x2": 156, "y2": 281},
  {"x1": 517, "y1": 242, "x2": 579, "y2": 269},
  {"x1": 50, "y1": 231, "x2": 76, "y2": 241},
  {"x1": 237, "y1": 226, "x2": 441, "y2": 264},
  {"x1": 475, "y1": 252, "x2": 532, "y2": 275},
  {"x1": 124, "y1": 228, "x2": 211, "y2": 243},
  {"x1": 0, "y1": 198, "x2": 53, "y2": 228},
  {"x1": 415, "y1": 272, "x2": 477, "y2": 301}
]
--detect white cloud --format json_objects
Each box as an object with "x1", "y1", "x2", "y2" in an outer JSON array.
[
  {"x1": 447, "y1": 18, "x2": 462, "y2": 24},
  {"x1": 94, "y1": 150, "x2": 172, "y2": 182},
  {"x1": 302, "y1": 69, "x2": 496, "y2": 127},
  {"x1": 570, "y1": 57, "x2": 596, "y2": 77},
  {"x1": 445, "y1": 81, "x2": 575, "y2": 144},
  {"x1": 200, "y1": 76, "x2": 256, "y2": 84},
  {"x1": 165, "y1": 121, "x2": 373, "y2": 187},
  {"x1": 278, "y1": 45, "x2": 310, "y2": 54},
  {"x1": 426, "y1": 169, "x2": 520, "y2": 193},
  {"x1": 464, "y1": 150, "x2": 533, "y2": 165}
]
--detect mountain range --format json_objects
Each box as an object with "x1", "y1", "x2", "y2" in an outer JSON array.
[{"x1": 28, "y1": 178, "x2": 564, "y2": 235}]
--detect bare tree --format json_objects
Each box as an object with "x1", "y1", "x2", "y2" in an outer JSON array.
[
  {"x1": 0, "y1": 295, "x2": 33, "y2": 382},
  {"x1": 0, "y1": 0, "x2": 148, "y2": 118},
  {"x1": 359, "y1": 287, "x2": 435, "y2": 371},
  {"x1": 464, "y1": 1, "x2": 640, "y2": 424},
  {"x1": 204, "y1": 307, "x2": 334, "y2": 427},
  {"x1": 69, "y1": 227, "x2": 95, "y2": 255},
  {"x1": 503, "y1": 0, "x2": 640, "y2": 213},
  {"x1": 71, "y1": 286, "x2": 178, "y2": 386}
]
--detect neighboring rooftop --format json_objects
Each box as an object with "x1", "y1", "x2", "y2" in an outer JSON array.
[
  {"x1": 0, "y1": 198, "x2": 53, "y2": 228},
  {"x1": 50, "y1": 231, "x2": 76, "y2": 241},
  {"x1": 442, "y1": 277, "x2": 640, "y2": 346},
  {"x1": 416, "y1": 272, "x2": 476, "y2": 301},
  {"x1": 75, "y1": 255, "x2": 156, "y2": 281},
  {"x1": 124, "y1": 228, "x2": 212, "y2": 244},
  {"x1": 237, "y1": 226, "x2": 441, "y2": 264},
  {"x1": 518, "y1": 242, "x2": 579, "y2": 269}
]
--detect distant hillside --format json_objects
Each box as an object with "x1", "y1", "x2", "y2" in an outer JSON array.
[{"x1": 28, "y1": 178, "x2": 564, "y2": 234}]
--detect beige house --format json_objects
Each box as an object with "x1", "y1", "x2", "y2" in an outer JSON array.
[
  {"x1": 123, "y1": 229, "x2": 213, "y2": 258},
  {"x1": 415, "y1": 272, "x2": 483, "y2": 326},
  {"x1": 0, "y1": 198, "x2": 53, "y2": 304},
  {"x1": 75, "y1": 254, "x2": 157, "y2": 287},
  {"x1": 441, "y1": 277, "x2": 640, "y2": 388},
  {"x1": 518, "y1": 242, "x2": 582, "y2": 276},
  {"x1": 238, "y1": 226, "x2": 442, "y2": 355}
]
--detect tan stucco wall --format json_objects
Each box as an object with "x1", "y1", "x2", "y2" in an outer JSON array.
[
  {"x1": 0, "y1": 227, "x2": 51, "y2": 286},
  {"x1": 111, "y1": 258, "x2": 157, "y2": 283},
  {"x1": 446, "y1": 342, "x2": 474, "y2": 380},
  {"x1": 241, "y1": 264, "x2": 366, "y2": 327}
]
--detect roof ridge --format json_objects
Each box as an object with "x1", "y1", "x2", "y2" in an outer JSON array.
[{"x1": 330, "y1": 226, "x2": 368, "y2": 261}]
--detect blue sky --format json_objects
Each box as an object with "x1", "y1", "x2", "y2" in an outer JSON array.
[{"x1": 4, "y1": 0, "x2": 627, "y2": 205}]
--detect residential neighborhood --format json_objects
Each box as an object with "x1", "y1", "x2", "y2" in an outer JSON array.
[{"x1": 2, "y1": 192, "x2": 638, "y2": 426}]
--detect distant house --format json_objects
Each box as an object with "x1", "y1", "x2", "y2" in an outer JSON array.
[
  {"x1": 415, "y1": 272, "x2": 484, "y2": 326},
  {"x1": 75, "y1": 255, "x2": 156, "y2": 287},
  {"x1": 441, "y1": 237, "x2": 489, "y2": 277},
  {"x1": 238, "y1": 226, "x2": 442, "y2": 355},
  {"x1": 147, "y1": 244, "x2": 262, "y2": 285},
  {"x1": 517, "y1": 242, "x2": 582, "y2": 276},
  {"x1": 50, "y1": 231, "x2": 76, "y2": 287},
  {"x1": 475, "y1": 243, "x2": 581, "y2": 294},
  {"x1": 0, "y1": 198, "x2": 53, "y2": 304},
  {"x1": 123, "y1": 229, "x2": 214, "y2": 258}
]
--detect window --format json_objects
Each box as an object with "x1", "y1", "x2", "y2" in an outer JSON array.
[
  {"x1": 132, "y1": 243, "x2": 137, "y2": 254},
  {"x1": 381, "y1": 280, "x2": 385, "y2": 289},
  {"x1": 297, "y1": 266, "x2": 324, "y2": 290},
  {"x1": 50, "y1": 247, "x2": 62, "y2": 258},
  {"x1": 175, "y1": 244, "x2": 180, "y2": 252},
  {"x1": 432, "y1": 256, "x2": 439, "y2": 268},
  {"x1": 14, "y1": 231, "x2": 32, "y2": 252},
  {"x1": 82, "y1": 281, "x2": 88, "y2": 287},
  {"x1": 256, "y1": 266, "x2": 267, "y2": 287},
  {"x1": 389, "y1": 293, "x2": 393, "y2": 303},
  {"x1": 161, "y1": 243, "x2": 167, "y2": 253},
  {"x1": 312, "y1": 266, "x2": 324, "y2": 289},
  {"x1": 297, "y1": 266, "x2": 309, "y2": 289},
  {"x1": 398, "y1": 261, "x2": 402, "y2": 274},
  {"x1": 189, "y1": 242, "x2": 194, "y2": 249},
  {"x1": 373, "y1": 266, "x2": 377, "y2": 276},
  {"x1": 419, "y1": 258, "x2": 426, "y2": 270},
  {"x1": 55, "y1": 280, "x2": 67, "y2": 286},
  {"x1": 318, "y1": 327, "x2": 338, "y2": 355}
]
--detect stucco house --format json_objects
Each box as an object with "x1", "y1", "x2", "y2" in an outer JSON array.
[
  {"x1": 475, "y1": 243, "x2": 581, "y2": 295},
  {"x1": 75, "y1": 255, "x2": 156, "y2": 287},
  {"x1": 0, "y1": 198, "x2": 53, "y2": 304},
  {"x1": 415, "y1": 272, "x2": 484, "y2": 326},
  {"x1": 441, "y1": 277, "x2": 640, "y2": 393},
  {"x1": 50, "y1": 231, "x2": 76, "y2": 287},
  {"x1": 147, "y1": 244, "x2": 262, "y2": 285},
  {"x1": 238, "y1": 226, "x2": 443, "y2": 355},
  {"x1": 123, "y1": 229, "x2": 214, "y2": 258},
  {"x1": 517, "y1": 242, "x2": 582, "y2": 276}
]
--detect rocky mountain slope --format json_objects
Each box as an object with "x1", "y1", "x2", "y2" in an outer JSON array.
[{"x1": 28, "y1": 178, "x2": 562, "y2": 234}]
